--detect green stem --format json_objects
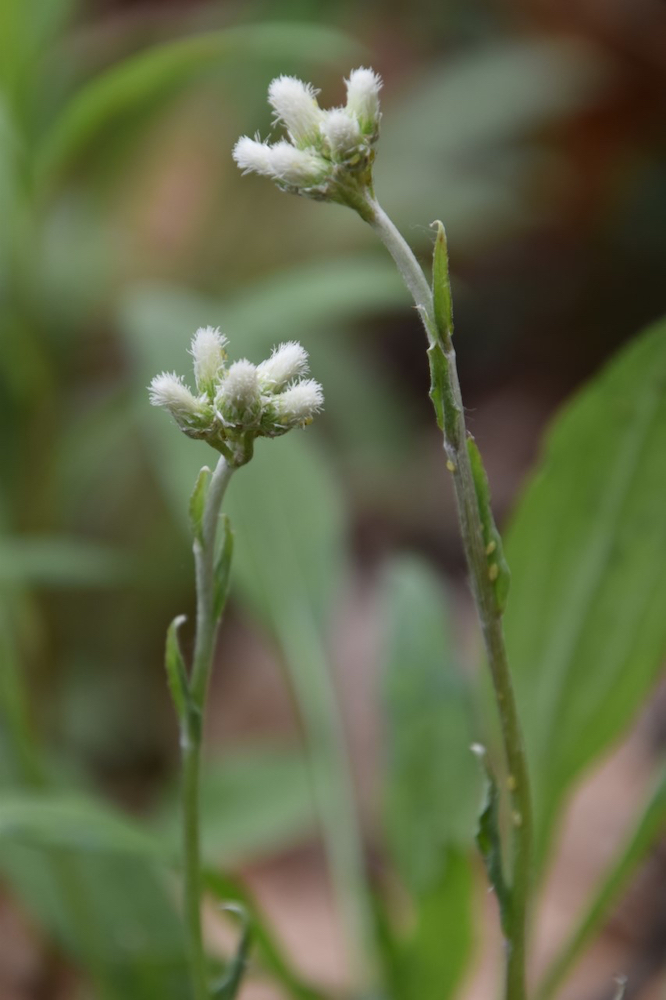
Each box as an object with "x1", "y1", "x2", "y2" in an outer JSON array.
[
  {"x1": 182, "y1": 455, "x2": 235, "y2": 1000},
  {"x1": 364, "y1": 194, "x2": 533, "y2": 1000}
]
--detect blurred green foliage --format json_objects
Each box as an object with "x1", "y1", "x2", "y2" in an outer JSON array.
[{"x1": 1, "y1": 0, "x2": 666, "y2": 998}]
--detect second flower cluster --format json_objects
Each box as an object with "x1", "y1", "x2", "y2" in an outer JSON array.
[{"x1": 149, "y1": 328, "x2": 323, "y2": 466}]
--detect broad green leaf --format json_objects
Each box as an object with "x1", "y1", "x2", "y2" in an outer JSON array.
[
  {"x1": 0, "y1": 536, "x2": 128, "y2": 587},
  {"x1": 225, "y1": 434, "x2": 344, "y2": 630},
  {"x1": 156, "y1": 746, "x2": 317, "y2": 866},
  {"x1": 37, "y1": 23, "x2": 360, "y2": 182},
  {"x1": 0, "y1": 793, "x2": 166, "y2": 858},
  {"x1": 379, "y1": 560, "x2": 478, "y2": 1000},
  {"x1": 380, "y1": 557, "x2": 480, "y2": 892},
  {"x1": 395, "y1": 849, "x2": 475, "y2": 1000},
  {"x1": 504, "y1": 318, "x2": 666, "y2": 862},
  {"x1": 1, "y1": 846, "x2": 190, "y2": 1000}
]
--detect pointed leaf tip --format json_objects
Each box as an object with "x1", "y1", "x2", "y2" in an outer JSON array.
[
  {"x1": 189, "y1": 465, "x2": 211, "y2": 542},
  {"x1": 213, "y1": 515, "x2": 234, "y2": 621},
  {"x1": 431, "y1": 220, "x2": 453, "y2": 345},
  {"x1": 165, "y1": 614, "x2": 190, "y2": 721}
]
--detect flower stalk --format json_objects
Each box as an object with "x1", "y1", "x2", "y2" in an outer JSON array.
[
  {"x1": 366, "y1": 193, "x2": 533, "y2": 1000},
  {"x1": 233, "y1": 67, "x2": 534, "y2": 1000},
  {"x1": 151, "y1": 333, "x2": 324, "y2": 1000}
]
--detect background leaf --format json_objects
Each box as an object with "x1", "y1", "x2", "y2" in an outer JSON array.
[
  {"x1": 37, "y1": 23, "x2": 361, "y2": 182},
  {"x1": 156, "y1": 746, "x2": 317, "y2": 865},
  {"x1": 378, "y1": 557, "x2": 479, "y2": 1000},
  {"x1": 504, "y1": 317, "x2": 666, "y2": 864}
]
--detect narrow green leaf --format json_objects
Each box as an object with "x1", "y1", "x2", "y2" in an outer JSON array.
[
  {"x1": 537, "y1": 766, "x2": 666, "y2": 1000},
  {"x1": 213, "y1": 515, "x2": 234, "y2": 622},
  {"x1": 504, "y1": 318, "x2": 666, "y2": 863},
  {"x1": 473, "y1": 746, "x2": 511, "y2": 936},
  {"x1": 467, "y1": 437, "x2": 511, "y2": 613},
  {"x1": 427, "y1": 343, "x2": 459, "y2": 447},
  {"x1": 203, "y1": 869, "x2": 327, "y2": 1000},
  {"x1": 213, "y1": 904, "x2": 253, "y2": 1000},
  {"x1": 0, "y1": 536, "x2": 128, "y2": 587},
  {"x1": 165, "y1": 614, "x2": 189, "y2": 722},
  {"x1": 0, "y1": 793, "x2": 166, "y2": 858},
  {"x1": 431, "y1": 220, "x2": 453, "y2": 345},
  {"x1": 189, "y1": 465, "x2": 211, "y2": 544},
  {"x1": 37, "y1": 24, "x2": 360, "y2": 182}
]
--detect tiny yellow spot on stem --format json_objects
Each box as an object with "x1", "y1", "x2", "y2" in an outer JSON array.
[
  {"x1": 507, "y1": 774, "x2": 517, "y2": 792},
  {"x1": 488, "y1": 563, "x2": 499, "y2": 582},
  {"x1": 486, "y1": 540, "x2": 496, "y2": 555},
  {"x1": 446, "y1": 459, "x2": 456, "y2": 472},
  {"x1": 512, "y1": 811, "x2": 523, "y2": 827}
]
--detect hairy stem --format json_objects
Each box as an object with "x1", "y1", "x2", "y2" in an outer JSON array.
[
  {"x1": 182, "y1": 455, "x2": 235, "y2": 1000},
  {"x1": 365, "y1": 194, "x2": 533, "y2": 1000}
]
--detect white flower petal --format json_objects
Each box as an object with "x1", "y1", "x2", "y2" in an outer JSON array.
[
  {"x1": 258, "y1": 341, "x2": 309, "y2": 390},
  {"x1": 268, "y1": 75, "x2": 323, "y2": 147}
]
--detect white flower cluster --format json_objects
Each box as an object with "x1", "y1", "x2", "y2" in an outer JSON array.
[
  {"x1": 233, "y1": 67, "x2": 382, "y2": 198},
  {"x1": 149, "y1": 329, "x2": 323, "y2": 466}
]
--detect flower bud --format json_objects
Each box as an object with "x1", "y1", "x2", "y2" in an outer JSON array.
[
  {"x1": 268, "y1": 75, "x2": 323, "y2": 147},
  {"x1": 191, "y1": 326, "x2": 227, "y2": 394},
  {"x1": 258, "y1": 341, "x2": 309, "y2": 390},
  {"x1": 233, "y1": 136, "x2": 276, "y2": 177},
  {"x1": 216, "y1": 360, "x2": 261, "y2": 424},
  {"x1": 149, "y1": 372, "x2": 210, "y2": 433},
  {"x1": 320, "y1": 109, "x2": 363, "y2": 161},
  {"x1": 345, "y1": 67, "x2": 382, "y2": 133},
  {"x1": 268, "y1": 142, "x2": 329, "y2": 189},
  {"x1": 273, "y1": 378, "x2": 324, "y2": 428}
]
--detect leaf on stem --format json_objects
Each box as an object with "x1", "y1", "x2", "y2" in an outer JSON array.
[
  {"x1": 165, "y1": 614, "x2": 190, "y2": 721},
  {"x1": 203, "y1": 869, "x2": 326, "y2": 1000},
  {"x1": 213, "y1": 515, "x2": 234, "y2": 621},
  {"x1": 213, "y1": 903, "x2": 253, "y2": 1000},
  {"x1": 473, "y1": 745, "x2": 511, "y2": 937},
  {"x1": 189, "y1": 465, "x2": 211, "y2": 544},
  {"x1": 467, "y1": 437, "x2": 510, "y2": 613},
  {"x1": 427, "y1": 343, "x2": 459, "y2": 446},
  {"x1": 431, "y1": 221, "x2": 453, "y2": 346}
]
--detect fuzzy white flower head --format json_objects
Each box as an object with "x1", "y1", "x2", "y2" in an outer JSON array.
[
  {"x1": 233, "y1": 136, "x2": 276, "y2": 177},
  {"x1": 273, "y1": 378, "x2": 324, "y2": 428},
  {"x1": 258, "y1": 341, "x2": 309, "y2": 390},
  {"x1": 320, "y1": 108, "x2": 362, "y2": 161},
  {"x1": 268, "y1": 141, "x2": 329, "y2": 188},
  {"x1": 345, "y1": 67, "x2": 382, "y2": 132},
  {"x1": 191, "y1": 326, "x2": 227, "y2": 393},
  {"x1": 149, "y1": 372, "x2": 202, "y2": 421},
  {"x1": 216, "y1": 360, "x2": 261, "y2": 423},
  {"x1": 268, "y1": 75, "x2": 323, "y2": 147}
]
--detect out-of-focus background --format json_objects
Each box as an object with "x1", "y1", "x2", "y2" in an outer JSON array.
[{"x1": 1, "y1": 1, "x2": 666, "y2": 999}]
